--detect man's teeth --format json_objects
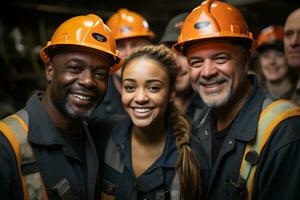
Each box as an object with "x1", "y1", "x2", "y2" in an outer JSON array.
[
  {"x1": 72, "y1": 93, "x2": 91, "y2": 100},
  {"x1": 134, "y1": 108, "x2": 150, "y2": 113}
]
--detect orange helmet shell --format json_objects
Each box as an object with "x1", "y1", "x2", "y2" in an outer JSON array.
[
  {"x1": 40, "y1": 14, "x2": 122, "y2": 74},
  {"x1": 173, "y1": 0, "x2": 255, "y2": 54},
  {"x1": 257, "y1": 25, "x2": 283, "y2": 47},
  {"x1": 107, "y1": 8, "x2": 155, "y2": 40}
]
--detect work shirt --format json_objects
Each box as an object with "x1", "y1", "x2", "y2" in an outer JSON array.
[
  {"x1": 92, "y1": 116, "x2": 178, "y2": 200},
  {"x1": 192, "y1": 75, "x2": 300, "y2": 199},
  {"x1": 0, "y1": 92, "x2": 99, "y2": 200}
]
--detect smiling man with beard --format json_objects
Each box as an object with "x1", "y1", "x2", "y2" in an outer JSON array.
[
  {"x1": 173, "y1": 0, "x2": 300, "y2": 199},
  {"x1": 0, "y1": 14, "x2": 122, "y2": 200}
]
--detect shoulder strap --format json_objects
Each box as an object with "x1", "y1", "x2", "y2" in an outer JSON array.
[
  {"x1": 240, "y1": 99, "x2": 300, "y2": 199},
  {"x1": 0, "y1": 109, "x2": 47, "y2": 200}
]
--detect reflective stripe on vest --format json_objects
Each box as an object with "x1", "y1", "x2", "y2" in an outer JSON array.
[
  {"x1": 240, "y1": 99, "x2": 300, "y2": 199},
  {"x1": 0, "y1": 109, "x2": 47, "y2": 200}
]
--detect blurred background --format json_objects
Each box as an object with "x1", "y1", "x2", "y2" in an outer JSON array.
[{"x1": 0, "y1": 0, "x2": 299, "y2": 117}]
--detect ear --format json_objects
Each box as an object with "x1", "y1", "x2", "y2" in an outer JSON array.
[{"x1": 45, "y1": 62, "x2": 54, "y2": 83}]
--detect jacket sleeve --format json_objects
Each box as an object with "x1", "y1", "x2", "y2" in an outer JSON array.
[
  {"x1": 0, "y1": 133, "x2": 23, "y2": 199},
  {"x1": 253, "y1": 118, "x2": 300, "y2": 200}
]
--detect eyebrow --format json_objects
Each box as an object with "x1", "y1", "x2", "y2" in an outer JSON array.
[
  {"x1": 122, "y1": 78, "x2": 164, "y2": 84},
  {"x1": 66, "y1": 58, "x2": 109, "y2": 68}
]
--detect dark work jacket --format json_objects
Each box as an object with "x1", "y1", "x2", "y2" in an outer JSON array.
[
  {"x1": 192, "y1": 75, "x2": 300, "y2": 200},
  {"x1": 0, "y1": 92, "x2": 99, "y2": 200},
  {"x1": 91, "y1": 76, "x2": 126, "y2": 120},
  {"x1": 186, "y1": 92, "x2": 205, "y2": 123},
  {"x1": 91, "y1": 115, "x2": 179, "y2": 200}
]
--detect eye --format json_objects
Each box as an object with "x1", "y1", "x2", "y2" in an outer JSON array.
[
  {"x1": 66, "y1": 65, "x2": 81, "y2": 73},
  {"x1": 148, "y1": 85, "x2": 161, "y2": 93},
  {"x1": 284, "y1": 30, "x2": 294, "y2": 38},
  {"x1": 123, "y1": 84, "x2": 136, "y2": 93},
  {"x1": 189, "y1": 59, "x2": 203, "y2": 68},
  {"x1": 214, "y1": 56, "x2": 228, "y2": 64},
  {"x1": 95, "y1": 69, "x2": 108, "y2": 80}
]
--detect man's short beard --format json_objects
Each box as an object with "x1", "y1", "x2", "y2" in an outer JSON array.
[
  {"x1": 64, "y1": 102, "x2": 97, "y2": 120},
  {"x1": 201, "y1": 87, "x2": 232, "y2": 108}
]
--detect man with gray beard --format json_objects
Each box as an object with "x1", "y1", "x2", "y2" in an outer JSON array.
[
  {"x1": 174, "y1": 0, "x2": 300, "y2": 199},
  {"x1": 0, "y1": 14, "x2": 122, "y2": 200}
]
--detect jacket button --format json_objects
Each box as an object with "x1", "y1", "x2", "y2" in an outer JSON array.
[
  {"x1": 203, "y1": 130, "x2": 208, "y2": 135},
  {"x1": 228, "y1": 140, "x2": 233, "y2": 145}
]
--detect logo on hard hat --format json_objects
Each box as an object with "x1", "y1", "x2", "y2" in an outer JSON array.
[
  {"x1": 120, "y1": 26, "x2": 132, "y2": 33},
  {"x1": 194, "y1": 21, "x2": 210, "y2": 29},
  {"x1": 92, "y1": 33, "x2": 107, "y2": 42}
]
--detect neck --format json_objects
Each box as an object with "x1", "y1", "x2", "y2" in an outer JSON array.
[
  {"x1": 132, "y1": 121, "x2": 167, "y2": 147},
  {"x1": 265, "y1": 78, "x2": 292, "y2": 98}
]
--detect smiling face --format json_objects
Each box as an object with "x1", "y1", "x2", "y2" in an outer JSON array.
[
  {"x1": 45, "y1": 50, "x2": 110, "y2": 120},
  {"x1": 174, "y1": 52, "x2": 192, "y2": 94},
  {"x1": 259, "y1": 49, "x2": 289, "y2": 82},
  {"x1": 121, "y1": 57, "x2": 173, "y2": 128},
  {"x1": 186, "y1": 42, "x2": 249, "y2": 108}
]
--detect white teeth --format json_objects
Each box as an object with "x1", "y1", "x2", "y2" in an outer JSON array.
[
  {"x1": 134, "y1": 108, "x2": 150, "y2": 113},
  {"x1": 72, "y1": 93, "x2": 91, "y2": 100}
]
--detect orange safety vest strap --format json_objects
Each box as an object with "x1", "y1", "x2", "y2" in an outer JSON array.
[
  {"x1": 0, "y1": 109, "x2": 48, "y2": 200},
  {"x1": 0, "y1": 121, "x2": 29, "y2": 200},
  {"x1": 240, "y1": 100, "x2": 300, "y2": 199}
]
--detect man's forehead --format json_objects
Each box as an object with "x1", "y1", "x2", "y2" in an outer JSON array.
[
  {"x1": 187, "y1": 41, "x2": 240, "y2": 57},
  {"x1": 285, "y1": 8, "x2": 300, "y2": 29}
]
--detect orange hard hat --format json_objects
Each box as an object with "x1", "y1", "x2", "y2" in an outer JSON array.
[
  {"x1": 256, "y1": 25, "x2": 283, "y2": 52},
  {"x1": 40, "y1": 14, "x2": 122, "y2": 74},
  {"x1": 173, "y1": 0, "x2": 255, "y2": 54},
  {"x1": 106, "y1": 8, "x2": 155, "y2": 40}
]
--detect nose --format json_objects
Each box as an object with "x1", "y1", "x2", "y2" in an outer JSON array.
[
  {"x1": 268, "y1": 55, "x2": 276, "y2": 65},
  {"x1": 134, "y1": 88, "x2": 149, "y2": 104},
  {"x1": 78, "y1": 70, "x2": 95, "y2": 88},
  {"x1": 201, "y1": 59, "x2": 217, "y2": 79}
]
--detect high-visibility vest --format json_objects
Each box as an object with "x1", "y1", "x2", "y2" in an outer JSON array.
[
  {"x1": 0, "y1": 109, "x2": 47, "y2": 200},
  {"x1": 240, "y1": 99, "x2": 300, "y2": 199}
]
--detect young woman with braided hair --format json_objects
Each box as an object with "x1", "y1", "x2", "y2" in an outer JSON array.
[{"x1": 94, "y1": 45, "x2": 202, "y2": 200}]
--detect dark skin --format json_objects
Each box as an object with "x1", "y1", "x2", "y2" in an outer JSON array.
[{"x1": 42, "y1": 50, "x2": 111, "y2": 132}]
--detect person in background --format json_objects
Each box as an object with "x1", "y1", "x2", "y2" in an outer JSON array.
[
  {"x1": 92, "y1": 8, "x2": 154, "y2": 119},
  {"x1": 0, "y1": 14, "x2": 122, "y2": 200},
  {"x1": 93, "y1": 45, "x2": 202, "y2": 200},
  {"x1": 160, "y1": 12, "x2": 205, "y2": 122},
  {"x1": 173, "y1": 0, "x2": 300, "y2": 199},
  {"x1": 284, "y1": 8, "x2": 300, "y2": 91},
  {"x1": 256, "y1": 25, "x2": 300, "y2": 103}
]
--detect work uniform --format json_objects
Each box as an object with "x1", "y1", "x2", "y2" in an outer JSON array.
[
  {"x1": 0, "y1": 92, "x2": 99, "y2": 200},
  {"x1": 192, "y1": 75, "x2": 300, "y2": 199},
  {"x1": 92, "y1": 115, "x2": 179, "y2": 200}
]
